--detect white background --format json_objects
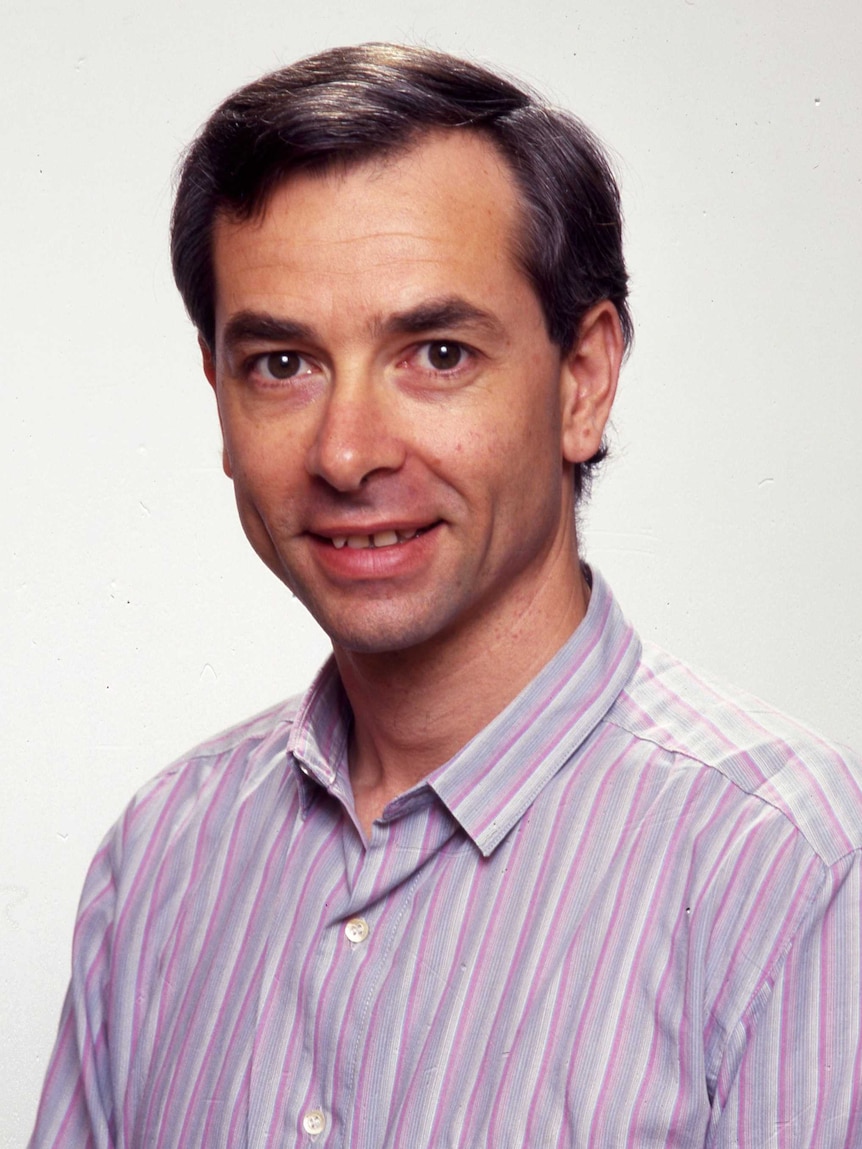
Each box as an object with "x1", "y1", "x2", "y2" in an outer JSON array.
[{"x1": 3, "y1": 0, "x2": 860, "y2": 1141}]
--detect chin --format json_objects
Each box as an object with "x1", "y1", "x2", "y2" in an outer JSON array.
[
  {"x1": 310, "y1": 597, "x2": 460, "y2": 659},
  {"x1": 326, "y1": 620, "x2": 441, "y2": 657}
]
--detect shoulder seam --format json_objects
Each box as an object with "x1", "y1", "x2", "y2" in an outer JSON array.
[{"x1": 602, "y1": 714, "x2": 852, "y2": 866}]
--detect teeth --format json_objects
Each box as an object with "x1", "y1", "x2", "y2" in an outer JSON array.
[{"x1": 329, "y1": 527, "x2": 423, "y2": 549}]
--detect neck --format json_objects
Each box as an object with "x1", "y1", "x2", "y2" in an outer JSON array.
[{"x1": 334, "y1": 559, "x2": 591, "y2": 835}]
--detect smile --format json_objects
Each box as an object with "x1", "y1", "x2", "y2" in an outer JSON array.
[{"x1": 330, "y1": 528, "x2": 422, "y2": 550}]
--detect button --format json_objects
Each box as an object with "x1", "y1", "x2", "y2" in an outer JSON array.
[
  {"x1": 302, "y1": 1109, "x2": 326, "y2": 1136},
  {"x1": 344, "y1": 917, "x2": 370, "y2": 943}
]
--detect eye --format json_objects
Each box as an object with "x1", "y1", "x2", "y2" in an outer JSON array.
[
  {"x1": 252, "y1": 351, "x2": 315, "y2": 382},
  {"x1": 418, "y1": 341, "x2": 466, "y2": 372}
]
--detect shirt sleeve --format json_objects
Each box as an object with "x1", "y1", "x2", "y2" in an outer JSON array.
[
  {"x1": 28, "y1": 833, "x2": 120, "y2": 1149},
  {"x1": 708, "y1": 848, "x2": 862, "y2": 1148}
]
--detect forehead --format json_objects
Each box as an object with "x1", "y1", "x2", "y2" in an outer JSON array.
[{"x1": 209, "y1": 131, "x2": 539, "y2": 333}]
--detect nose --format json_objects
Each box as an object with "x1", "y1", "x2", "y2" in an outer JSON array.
[{"x1": 305, "y1": 375, "x2": 406, "y2": 492}]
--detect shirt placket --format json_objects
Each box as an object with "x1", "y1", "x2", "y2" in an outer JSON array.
[{"x1": 265, "y1": 795, "x2": 449, "y2": 1148}]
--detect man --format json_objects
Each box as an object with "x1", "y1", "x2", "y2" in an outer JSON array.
[{"x1": 31, "y1": 43, "x2": 861, "y2": 1148}]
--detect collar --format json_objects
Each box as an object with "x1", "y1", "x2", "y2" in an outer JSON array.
[{"x1": 287, "y1": 568, "x2": 641, "y2": 856}]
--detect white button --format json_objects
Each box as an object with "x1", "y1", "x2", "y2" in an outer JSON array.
[
  {"x1": 344, "y1": 917, "x2": 370, "y2": 943},
  {"x1": 302, "y1": 1109, "x2": 326, "y2": 1136}
]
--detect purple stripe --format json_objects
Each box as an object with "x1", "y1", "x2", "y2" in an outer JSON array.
[{"x1": 28, "y1": 570, "x2": 862, "y2": 1148}]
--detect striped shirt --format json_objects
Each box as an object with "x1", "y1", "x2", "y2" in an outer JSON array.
[{"x1": 30, "y1": 570, "x2": 862, "y2": 1148}]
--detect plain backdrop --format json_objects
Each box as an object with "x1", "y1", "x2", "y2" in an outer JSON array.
[{"x1": 3, "y1": 0, "x2": 860, "y2": 1141}]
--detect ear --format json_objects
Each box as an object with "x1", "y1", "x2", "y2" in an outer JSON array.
[
  {"x1": 199, "y1": 335, "x2": 233, "y2": 479},
  {"x1": 559, "y1": 301, "x2": 623, "y2": 465}
]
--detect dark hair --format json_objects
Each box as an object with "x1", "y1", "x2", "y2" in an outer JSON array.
[{"x1": 171, "y1": 43, "x2": 631, "y2": 498}]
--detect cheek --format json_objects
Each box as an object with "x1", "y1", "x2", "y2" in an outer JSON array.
[
  {"x1": 223, "y1": 418, "x2": 303, "y2": 499},
  {"x1": 227, "y1": 452, "x2": 304, "y2": 560},
  {"x1": 483, "y1": 395, "x2": 561, "y2": 478},
  {"x1": 493, "y1": 409, "x2": 567, "y2": 522},
  {"x1": 438, "y1": 390, "x2": 559, "y2": 496},
  {"x1": 227, "y1": 466, "x2": 299, "y2": 586}
]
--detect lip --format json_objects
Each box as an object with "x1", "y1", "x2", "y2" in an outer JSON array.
[{"x1": 306, "y1": 521, "x2": 442, "y2": 580}]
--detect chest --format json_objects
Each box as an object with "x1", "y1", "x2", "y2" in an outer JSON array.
[{"x1": 110, "y1": 787, "x2": 733, "y2": 1148}]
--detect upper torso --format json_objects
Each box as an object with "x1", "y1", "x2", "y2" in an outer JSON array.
[{"x1": 31, "y1": 572, "x2": 862, "y2": 1148}]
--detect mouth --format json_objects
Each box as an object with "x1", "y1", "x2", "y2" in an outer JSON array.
[{"x1": 327, "y1": 525, "x2": 433, "y2": 550}]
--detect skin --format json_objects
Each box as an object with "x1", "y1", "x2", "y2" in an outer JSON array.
[{"x1": 203, "y1": 130, "x2": 623, "y2": 836}]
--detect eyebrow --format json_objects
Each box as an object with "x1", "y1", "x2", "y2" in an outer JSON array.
[
  {"x1": 379, "y1": 296, "x2": 506, "y2": 340},
  {"x1": 219, "y1": 296, "x2": 506, "y2": 356},
  {"x1": 221, "y1": 311, "x2": 316, "y2": 353}
]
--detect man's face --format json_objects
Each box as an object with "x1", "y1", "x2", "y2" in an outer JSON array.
[{"x1": 205, "y1": 131, "x2": 612, "y2": 659}]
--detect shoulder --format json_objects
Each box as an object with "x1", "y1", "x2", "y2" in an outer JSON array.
[
  {"x1": 105, "y1": 694, "x2": 306, "y2": 867},
  {"x1": 606, "y1": 641, "x2": 862, "y2": 865},
  {"x1": 161, "y1": 694, "x2": 302, "y2": 778}
]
